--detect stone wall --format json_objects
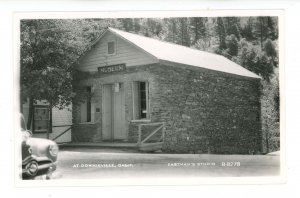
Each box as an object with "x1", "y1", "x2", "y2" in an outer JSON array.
[
  {"x1": 72, "y1": 63, "x2": 262, "y2": 154},
  {"x1": 72, "y1": 123, "x2": 100, "y2": 142},
  {"x1": 146, "y1": 63, "x2": 262, "y2": 154},
  {"x1": 72, "y1": 64, "x2": 156, "y2": 143}
]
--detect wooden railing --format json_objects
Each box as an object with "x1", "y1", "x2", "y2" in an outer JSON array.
[
  {"x1": 52, "y1": 125, "x2": 72, "y2": 141},
  {"x1": 137, "y1": 122, "x2": 165, "y2": 152}
]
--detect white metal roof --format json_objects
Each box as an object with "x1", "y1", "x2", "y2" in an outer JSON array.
[{"x1": 106, "y1": 27, "x2": 260, "y2": 79}]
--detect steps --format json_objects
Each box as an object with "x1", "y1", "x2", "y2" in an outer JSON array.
[{"x1": 58, "y1": 142, "x2": 137, "y2": 149}]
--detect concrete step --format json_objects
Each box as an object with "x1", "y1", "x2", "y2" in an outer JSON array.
[{"x1": 58, "y1": 142, "x2": 138, "y2": 149}]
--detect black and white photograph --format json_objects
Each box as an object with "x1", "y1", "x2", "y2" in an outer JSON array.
[
  {"x1": 16, "y1": 11, "x2": 283, "y2": 184},
  {"x1": 3, "y1": 0, "x2": 300, "y2": 196}
]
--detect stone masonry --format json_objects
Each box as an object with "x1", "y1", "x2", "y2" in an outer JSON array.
[{"x1": 72, "y1": 63, "x2": 262, "y2": 154}]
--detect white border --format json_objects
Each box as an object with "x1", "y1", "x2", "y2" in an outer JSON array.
[
  {"x1": 2, "y1": 0, "x2": 300, "y2": 197},
  {"x1": 15, "y1": 9, "x2": 282, "y2": 19}
]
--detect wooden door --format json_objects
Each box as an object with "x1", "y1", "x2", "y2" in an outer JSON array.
[
  {"x1": 102, "y1": 83, "x2": 126, "y2": 141},
  {"x1": 113, "y1": 83, "x2": 126, "y2": 140},
  {"x1": 102, "y1": 84, "x2": 112, "y2": 140}
]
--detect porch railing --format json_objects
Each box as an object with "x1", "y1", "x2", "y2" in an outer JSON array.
[
  {"x1": 52, "y1": 125, "x2": 72, "y2": 142},
  {"x1": 137, "y1": 122, "x2": 165, "y2": 152}
]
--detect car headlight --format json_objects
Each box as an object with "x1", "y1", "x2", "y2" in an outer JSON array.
[
  {"x1": 28, "y1": 147, "x2": 32, "y2": 154},
  {"x1": 49, "y1": 144, "x2": 59, "y2": 156},
  {"x1": 25, "y1": 161, "x2": 38, "y2": 176}
]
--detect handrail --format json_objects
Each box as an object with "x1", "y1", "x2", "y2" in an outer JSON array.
[
  {"x1": 52, "y1": 124, "x2": 72, "y2": 128},
  {"x1": 141, "y1": 125, "x2": 164, "y2": 144},
  {"x1": 52, "y1": 126, "x2": 72, "y2": 141},
  {"x1": 137, "y1": 122, "x2": 165, "y2": 146},
  {"x1": 139, "y1": 122, "x2": 165, "y2": 126}
]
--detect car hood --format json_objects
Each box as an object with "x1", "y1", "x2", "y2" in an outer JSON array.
[{"x1": 26, "y1": 137, "x2": 57, "y2": 160}]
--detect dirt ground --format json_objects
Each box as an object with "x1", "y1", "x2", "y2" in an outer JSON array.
[{"x1": 49, "y1": 147, "x2": 280, "y2": 180}]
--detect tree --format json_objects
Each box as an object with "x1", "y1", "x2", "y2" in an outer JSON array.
[
  {"x1": 261, "y1": 70, "x2": 280, "y2": 153},
  {"x1": 190, "y1": 17, "x2": 208, "y2": 44},
  {"x1": 133, "y1": 18, "x2": 141, "y2": 33},
  {"x1": 118, "y1": 18, "x2": 134, "y2": 32},
  {"x1": 223, "y1": 17, "x2": 241, "y2": 40},
  {"x1": 178, "y1": 18, "x2": 191, "y2": 47},
  {"x1": 146, "y1": 18, "x2": 163, "y2": 37},
  {"x1": 226, "y1": 34, "x2": 239, "y2": 57},
  {"x1": 254, "y1": 17, "x2": 277, "y2": 49},
  {"x1": 215, "y1": 17, "x2": 227, "y2": 50},
  {"x1": 264, "y1": 38, "x2": 278, "y2": 67},
  {"x1": 266, "y1": 17, "x2": 278, "y2": 40},
  {"x1": 20, "y1": 19, "x2": 106, "y2": 130},
  {"x1": 240, "y1": 17, "x2": 255, "y2": 41},
  {"x1": 238, "y1": 39, "x2": 275, "y2": 81},
  {"x1": 161, "y1": 18, "x2": 181, "y2": 45}
]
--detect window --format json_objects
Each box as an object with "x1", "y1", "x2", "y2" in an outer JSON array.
[
  {"x1": 80, "y1": 86, "x2": 92, "y2": 123},
  {"x1": 132, "y1": 81, "x2": 149, "y2": 120},
  {"x1": 107, "y1": 41, "x2": 116, "y2": 55},
  {"x1": 33, "y1": 106, "x2": 50, "y2": 133}
]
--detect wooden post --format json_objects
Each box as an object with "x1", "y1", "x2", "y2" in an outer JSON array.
[
  {"x1": 47, "y1": 103, "x2": 52, "y2": 140},
  {"x1": 162, "y1": 123, "x2": 165, "y2": 142},
  {"x1": 138, "y1": 125, "x2": 142, "y2": 146}
]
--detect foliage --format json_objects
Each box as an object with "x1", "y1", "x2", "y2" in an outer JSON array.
[
  {"x1": 215, "y1": 17, "x2": 227, "y2": 50},
  {"x1": 223, "y1": 17, "x2": 241, "y2": 40},
  {"x1": 261, "y1": 69, "x2": 280, "y2": 152},
  {"x1": 226, "y1": 34, "x2": 239, "y2": 57},
  {"x1": 21, "y1": 19, "x2": 116, "y2": 128},
  {"x1": 238, "y1": 39, "x2": 276, "y2": 81}
]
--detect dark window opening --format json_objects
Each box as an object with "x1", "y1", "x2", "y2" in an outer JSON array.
[
  {"x1": 133, "y1": 81, "x2": 149, "y2": 120},
  {"x1": 81, "y1": 86, "x2": 92, "y2": 123},
  {"x1": 107, "y1": 41, "x2": 115, "y2": 55},
  {"x1": 139, "y1": 82, "x2": 147, "y2": 119},
  {"x1": 86, "y1": 86, "x2": 91, "y2": 122}
]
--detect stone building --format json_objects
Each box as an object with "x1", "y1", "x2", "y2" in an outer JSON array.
[{"x1": 72, "y1": 27, "x2": 262, "y2": 154}]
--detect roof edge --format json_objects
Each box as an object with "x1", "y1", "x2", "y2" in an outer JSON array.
[
  {"x1": 107, "y1": 27, "x2": 159, "y2": 63},
  {"x1": 108, "y1": 27, "x2": 260, "y2": 79},
  {"x1": 159, "y1": 59, "x2": 261, "y2": 80}
]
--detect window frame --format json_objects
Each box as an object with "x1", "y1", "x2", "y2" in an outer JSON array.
[
  {"x1": 107, "y1": 40, "x2": 116, "y2": 56},
  {"x1": 32, "y1": 105, "x2": 51, "y2": 133},
  {"x1": 132, "y1": 81, "x2": 150, "y2": 121},
  {"x1": 80, "y1": 86, "x2": 94, "y2": 124}
]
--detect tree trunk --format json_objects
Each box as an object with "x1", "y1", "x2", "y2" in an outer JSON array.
[
  {"x1": 26, "y1": 96, "x2": 34, "y2": 130},
  {"x1": 171, "y1": 19, "x2": 176, "y2": 43},
  {"x1": 193, "y1": 18, "x2": 199, "y2": 44},
  {"x1": 259, "y1": 17, "x2": 264, "y2": 49},
  {"x1": 181, "y1": 18, "x2": 184, "y2": 46}
]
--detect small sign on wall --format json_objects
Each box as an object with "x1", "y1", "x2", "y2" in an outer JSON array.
[
  {"x1": 98, "y1": 64, "x2": 126, "y2": 74},
  {"x1": 114, "y1": 82, "x2": 120, "y2": 92}
]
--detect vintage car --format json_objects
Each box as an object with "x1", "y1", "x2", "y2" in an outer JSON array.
[{"x1": 21, "y1": 114, "x2": 59, "y2": 179}]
